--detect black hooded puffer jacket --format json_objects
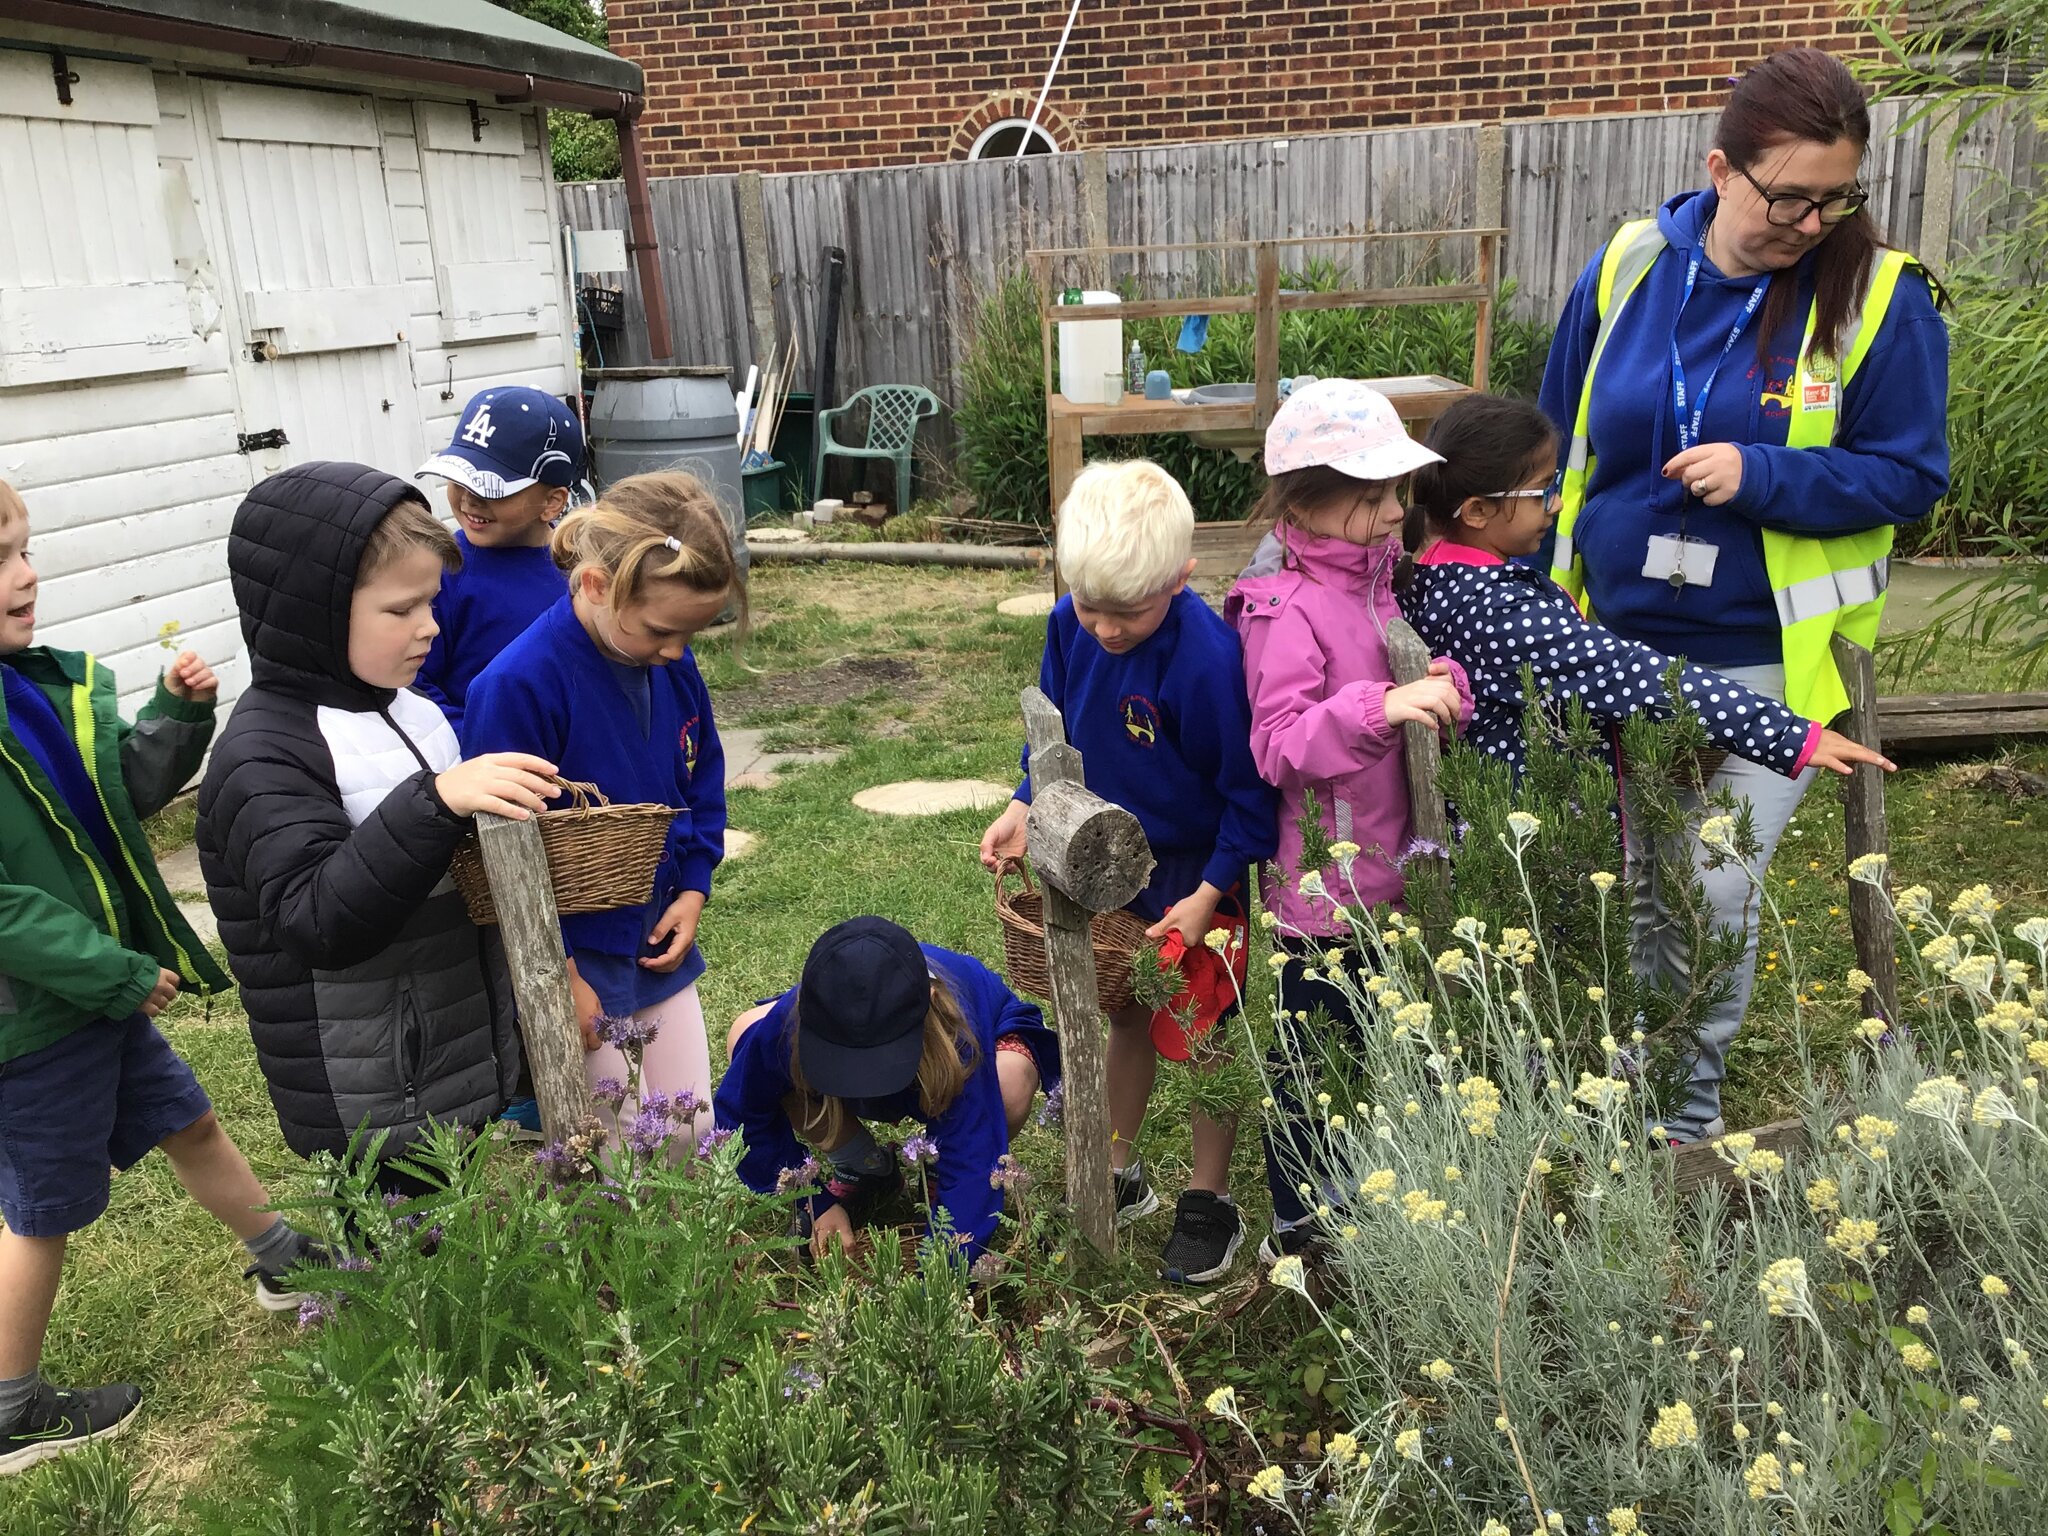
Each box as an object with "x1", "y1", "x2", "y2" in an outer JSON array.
[{"x1": 197, "y1": 462, "x2": 520, "y2": 1161}]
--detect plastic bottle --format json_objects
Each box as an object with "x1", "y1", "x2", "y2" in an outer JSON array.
[{"x1": 1126, "y1": 340, "x2": 1146, "y2": 394}]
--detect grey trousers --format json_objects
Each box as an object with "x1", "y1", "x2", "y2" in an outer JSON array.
[{"x1": 1623, "y1": 664, "x2": 1816, "y2": 1141}]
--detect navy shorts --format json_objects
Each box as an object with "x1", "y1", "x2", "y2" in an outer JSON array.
[{"x1": 0, "y1": 1014, "x2": 213, "y2": 1237}]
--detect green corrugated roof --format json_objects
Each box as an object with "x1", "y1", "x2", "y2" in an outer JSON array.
[{"x1": 118, "y1": 0, "x2": 641, "y2": 96}]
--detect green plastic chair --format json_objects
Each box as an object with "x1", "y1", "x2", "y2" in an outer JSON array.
[{"x1": 812, "y1": 385, "x2": 942, "y2": 516}]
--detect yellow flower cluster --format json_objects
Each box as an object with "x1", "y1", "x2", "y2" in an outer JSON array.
[
  {"x1": 1896, "y1": 884, "x2": 1934, "y2": 917},
  {"x1": 1606, "y1": 1510, "x2": 1639, "y2": 1535},
  {"x1": 1434, "y1": 948, "x2": 1472, "y2": 977},
  {"x1": 1972, "y1": 1085, "x2": 2022, "y2": 1127},
  {"x1": 1904, "y1": 1075, "x2": 1969, "y2": 1120},
  {"x1": 1457, "y1": 1076, "x2": 1504, "y2": 1138},
  {"x1": 1589, "y1": 871, "x2": 1618, "y2": 894},
  {"x1": 1805, "y1": 1177, "x2": 1841, "y2": 1216},
  {"x1": 1394, "y1": 1001, "x2": 1435, "y2": 1032},
  {"x1": 1900, "y1": 1341, "x2": 1937, "y2": 1372},
  {"x1": 1854, "y1": 1114, "x2": 1898, "y2": 1154},
  {"x1": 1394, "y1": 1428, "x2": 1423, "y2": 1461},
  {"x1": 1920, "y1": 933, "x2": 1963, "y2": 971},
  {"x1": 1361, "y1": 1169, "x2": 1397, "y2": 1204},
  {"x1": 1848, "y1": 852, "x2": 1889, "y2": 883},
  {"x1": 1326, "y1": 1432, "x2": 1358, "y2": 1462},
  {"x1": 1328, "y1": 839, "x2": 1361, "y2": 865},
  {"x1": 1982, "y1": 1273, "x2": 2012, "y2": 1299},
  {"x1": 1981, "y1": 1000, "x2": 2036, "y2": 1036},
  {"x1": 1950, "y1": 954, "x2": 1999, "y2": 994},
  {"x1": 1744, "y1": 1452, "x2": 1785, "y2": 1500},
  {"x1": 1573, "y1": 1072, "x2": 1630, "y2": 1114},
  {"x1": 1826, "y1": 1217, "x2": 1886, "y2": 1264},
  {"x1": 1421, "y1": 1358, "x2": 1455, "y2": 1384},
  {"x1": 1951, "y1": 883, "x2": 2001, "y2": 925},
  {"x1": 1717, "y1": 1132, "x2": 1786, "y2": 1181},
  {"x1": 1498, "y1": 927, "x2": 1538, "y2": 966},
  {"x1": 1401, "y1": 1188, "x2": 1448, "y2": 1226},
  {"x1": 1758, "y1": 1257, "x2": 1810, "y2": 1318},
  {"x1": 1846, "y1": 966, "x2": 1875, "y2": 993},
  {"x1": 1247, "y1": 1465, "x2": 1286, "y2": 1501},
  {"x1": 1648, "y1": 1400, "x2": 1698, "y2": 1450},
  {"x1": 1204, "y1": 1386, "x2": 1237, "y2": 1417}
]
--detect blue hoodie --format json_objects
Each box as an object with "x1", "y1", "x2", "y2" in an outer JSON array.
[
  {"x1": 1537, "y1": 188, "x2": 1948, "y2": 668},
  {"x1": 462, "y1": 595, "x2": 725, "y2": 1001},
  {"x1": 715, "y1": 944, "x2": 1060, "y2": 1262},
  {"x1": 1015, "y1": 589, "x2": 1278, "y2": 906},
  {"x1": 413, "y1": 531, "x2": 567, "y2": 731}
]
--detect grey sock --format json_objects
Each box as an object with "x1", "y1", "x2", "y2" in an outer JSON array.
[
  {"x1": 0, "y1": 1371, "x2": 39, "y2": 1428},
  {"x1": 242, "y1": 1216, "x2": 308, "y2": 1275},
  {"x1": 822, "y1": 1127, "x2": 891, "y2": 1178}
]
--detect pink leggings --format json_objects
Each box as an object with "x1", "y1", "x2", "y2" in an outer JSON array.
[{"x1": 584, "y1": 984, "x2": 714, "y2": 1152}]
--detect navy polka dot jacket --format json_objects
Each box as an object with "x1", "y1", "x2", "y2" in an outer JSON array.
[{"x1": 1401, "y1": 545, "x2": 1818, "y2": 781}]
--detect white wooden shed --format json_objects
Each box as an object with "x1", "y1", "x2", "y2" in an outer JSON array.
[{"x1": 0, "y1": 0, "x2": 650, "y2": 715}]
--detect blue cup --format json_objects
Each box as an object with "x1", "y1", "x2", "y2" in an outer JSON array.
[{"x1": 1144, "y1": 369, "x2": 1172, "y2": 400}]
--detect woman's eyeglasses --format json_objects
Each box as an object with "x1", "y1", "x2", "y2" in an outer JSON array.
[{"x1": 1737, "y1": 166, "x2": 1866, "y2": 227}]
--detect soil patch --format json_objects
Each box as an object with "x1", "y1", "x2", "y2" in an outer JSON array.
[{"x1": 722, "y1": 655, "x2": 919, "y2": 720}]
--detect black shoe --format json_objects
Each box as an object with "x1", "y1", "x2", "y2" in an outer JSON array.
[
  {"x1": 836, "y1": 1165, "x2": 904, "y2": 1225},
  {"x1": 1114, "y1": 1160, "x2": 1160, "y2": 1228},
  {"x1": 246, "y1": 1238, "x2": 330, "y2": 1315},
  {"x1": 1256, "y1": 1223, "x2": 1324, "y2": 1266},
  {"x1": 1158, "y1": 1190, "x2": 1243, "y2": 1285},
  {"x1": 0, "y1": 1381, "x2": 141, "y2": 1477}
]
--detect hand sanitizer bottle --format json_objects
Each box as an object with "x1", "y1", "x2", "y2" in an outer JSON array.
[{"x1": 1126, "y1": 340, "x2": 1146, "y2": 395}]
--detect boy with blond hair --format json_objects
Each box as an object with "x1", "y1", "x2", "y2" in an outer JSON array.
[
  {"x1": 0, "y1": 480, "x2": 318, "y2": 1475},
  {"x1": 980, "y1": 460, "x2": 1276, "y2": 1283}
]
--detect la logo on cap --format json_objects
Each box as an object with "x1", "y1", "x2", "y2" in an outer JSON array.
[{"x1": 461, "y1": 405, "x2": 497, "y2": 448}]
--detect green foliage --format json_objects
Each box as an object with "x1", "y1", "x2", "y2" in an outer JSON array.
[
  {"x1": 954, "y1": 266, "x2": 1553, "y2": 526},
  {"x1": 705, "y1": 1231, "x2": 1127, "y2": 1533},
  {"x1": 485, "y1": 0, "x2": 621, "y2": 182},
  {"x1": 0, "y1": 1445, "x2": 165, "y2": 1536}
]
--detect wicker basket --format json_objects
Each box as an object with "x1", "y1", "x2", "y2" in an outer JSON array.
[
  {"x1": 450, "y1": 779, "x2": 676, "y2": 927},
  {"x1": 994, "y1": 857, "x2": 1153, "y2": 1010}
]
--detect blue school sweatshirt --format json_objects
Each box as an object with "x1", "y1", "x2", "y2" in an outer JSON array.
[
  {"x1": 715, "y1": 944, "x2": 1060, "y2": 1262},
  {"x1": 413, "y1": 533, "x2": 567, "y2": 731},
  {"x1": 1536, "y1": 187, "x2": 1948, "y2": 667},
  {"x1": 461, "y1": 596, "x2": 725, "y2": 993},
  {"x1": 1015, "y1": 589, "x2": 1278, "y2": 899}
]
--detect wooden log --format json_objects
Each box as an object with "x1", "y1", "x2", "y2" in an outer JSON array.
[
  {"x1": 1873, "y1": 693, "x2": 2048, "y2": 755},
  {"x1": 1020, "y1": 685, "x2": 1126, "y2": 1256},
  {"x1": 1835, "y1": 637, "x2": 1902, "y2": 1023},
  {"x1": 1025, "y1": 781, "x2": 1153, "y2": 914},
  {"x1": 1668, "y1": 1118, "x2": 1810, "y2": 1197},
  {"x1": 745, "y1": 540, "x2": 1048, "y2": 570},
  {"x1": 1252, "y1": 243, "x2": 1281, "y2": 432},
  {"x1": 1386, "y1": 617, "x2": 1451, "y2": 940},
  {"x1": 474, "y1": 810, "x2": 593, "y2": 1141}
]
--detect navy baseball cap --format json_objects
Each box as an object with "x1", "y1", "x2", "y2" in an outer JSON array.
[
  {"x1": 418, "y1": 386, "x2": 586, "y2": 499},
  {"x1": 796, "y1": 917, "x2": 933, "y2": 1100}
]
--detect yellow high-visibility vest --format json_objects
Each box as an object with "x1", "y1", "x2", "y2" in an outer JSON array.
[{"x1": 1550, "y1": 219, "x2": 1918, "y2": 724}]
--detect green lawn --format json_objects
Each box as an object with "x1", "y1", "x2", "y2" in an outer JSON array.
[{"x1": 18, "y1": 561, "x2": 2048, "y2": 1522}]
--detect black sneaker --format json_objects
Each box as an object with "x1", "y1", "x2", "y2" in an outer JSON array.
[
  {"x1": 1256, "y1": 1222, "x2": 1325, "y2": 1266},
  {"x1": 836, "y1": 1165, "x2": 904, "y2": 1225},
  {"x1": 0, "y1": 1381, "x2": 141, "y2": 1477},
  {"x1": 1158, "y1": 1190, "x2": 1243, "y2": 1285},
  {"x1": 1114, "y1": 1160, "x2": 1160, "y2": 1227},
  {"x1": 246, "y1": 1237, "x2": 330, "y2": 1314}
]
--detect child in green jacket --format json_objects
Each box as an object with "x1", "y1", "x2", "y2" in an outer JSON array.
[{"x1": 0, "y1": 480, "x2": 316, "y2": 1477}]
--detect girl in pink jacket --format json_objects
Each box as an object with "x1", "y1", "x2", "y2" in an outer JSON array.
[{"x1": 1226, "y1": 379, "x2": 1470, "y2": 1261}]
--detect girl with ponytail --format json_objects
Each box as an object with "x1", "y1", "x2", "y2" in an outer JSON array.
[{"x1": 464, "y1": 472, "x2": 738, "y2": 1143}]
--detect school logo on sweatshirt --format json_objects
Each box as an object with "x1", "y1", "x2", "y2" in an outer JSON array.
[
  {"x1": 680, "y1": 716, "x2": 700, "y2": 776},
  {"x1": 1120, "y1": 694, "x2": 1160, "y2": 748}
]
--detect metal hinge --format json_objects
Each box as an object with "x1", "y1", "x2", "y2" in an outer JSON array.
[
  {"x1": 237, "y1": 429, "x2": 288, "y2": 453},
  {"x1": 51, "y1": 50, "x2": 77, "y2": 106}
]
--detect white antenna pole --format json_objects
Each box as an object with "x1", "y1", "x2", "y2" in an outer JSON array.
[{"x1": 1018, "y1": 0, "x2": 1084, "y2": 156}]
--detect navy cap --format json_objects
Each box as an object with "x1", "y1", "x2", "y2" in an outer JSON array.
[
  {"x1": 418, "y1": 386, "x2": 586, "y2": 499},
  {"x1": 796, "y1": 917, "x2": 932, "y2": 1100}
]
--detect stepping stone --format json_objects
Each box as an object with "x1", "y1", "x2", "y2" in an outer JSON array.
[
  {"x1": 725, "y1": 828, "x2": 758, "y2": 859},
  {"x1": 748, "y1": 528, "x2": 807, "y2": 544},
  {"x1": 177, "y1": 897, "x2": 218, "y2": 949},
  {"x1": 157, "y1": 843, "x2": 203, "y2": 897},
  {"x1": 998, "y1": 591, "x2": 1057, "y2": 617},
  {"x1": 722, "y1": 725, "x2": 842, "y2": 787},
  {"x1": 852, "y1": 779, "x2": 1013, "y2": 817},
  {"x1": 728, "y1": 771, "x2": 778, "y2": 793}
]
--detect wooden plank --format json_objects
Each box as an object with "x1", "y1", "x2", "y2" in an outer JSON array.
[
  {"x1": 1026, "y1": 227, "x2": 1509, "y2": 257},
  {"x1": 473, "y1": 811, "x2": 593, "y2": 1142},
  {"x1": 1875, "y1": 697, "x2": 2048, "y2": 753},
  {"x1": 1253, "y1": 243, "x2": 1281, "y2": 432},
  {"x1": 1669, "y1": 1119, "x2": 1809, "y2": 1197},
  {"x1": 212, "y1": 80, "x2": 377, "y2": 148},
  {"x1": 1387, "y1": 617, "x2": 1450, "y2": 946},
  {"x1": 1836, "y1": 637, "x2": 1902, "y2": 1025}
]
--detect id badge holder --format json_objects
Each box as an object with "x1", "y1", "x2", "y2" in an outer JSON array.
[{"x1": 1643, "y1": 534, "x2": 1719, "y2": 591}]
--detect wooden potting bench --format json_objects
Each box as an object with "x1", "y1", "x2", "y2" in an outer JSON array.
[{"x1": 1026, "y1": 228, "x2": 1502, "y2": 582}]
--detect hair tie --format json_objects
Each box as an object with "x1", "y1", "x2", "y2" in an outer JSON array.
[{"x1": 664, "y1": 535, "x2": 683, "y2": 553}]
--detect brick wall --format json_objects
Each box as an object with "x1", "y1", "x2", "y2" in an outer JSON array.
[{"x1": 610, "y1": 1, "x2": 1874, "y2": 176}]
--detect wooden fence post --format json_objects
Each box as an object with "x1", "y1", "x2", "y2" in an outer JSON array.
[
  {"x1": 1021, "y1": 685, "x2": 1154, "y2": 1256},
  {"x1": 1386, "y1": 617, "x2": 1451, "y2": 943},
  {"x1": 1833, "y1": 636, "x2": 1902, "y2": 1024},
  {"x1": 474, "y1": 812, "x2": 594, "y2": 1140}
]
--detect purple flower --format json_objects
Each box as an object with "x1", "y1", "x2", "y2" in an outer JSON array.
[
  {"x1": 1035, "y1": 1083, "x2": 1064, "y2": 1129},
  {"x1": 637, "y1": 1090, "x2": 676, "y2": 1125},
  {"x1": 899, "y1": 1133, "x2": 939, "y2": 1170},
  {"x1": 695, "y1": 1126, "x2": 734, "y2": 1159},
  {"x1": 533, "y1": 1139, "x2": 582, "y2": 1182},
  {"x1": 776, "y1": 1156, "x2": 823, "y2": 1194},
  {"x1": 336, "y1": 1253, "x2": 374, "y2": 1273},
  {"x1": 970, "y1": 1252, "x2": 1005, "y2": 1284},
  {"x1": 781, "y1": 1364, "x2": 823, "y2": 1400},
  {"x1": 670, "y1": 1089, "x2": 701, "y2": 1123},
  {"x1": 592, "y1": 1077, "x2": 629, "y2": 1112},
  {"x1": 593, "y1": 1011, "x2": 660, "y2": 1054},
  {"x1": 624, "y1": 1107, "x2": 671, "y2": 1158},
  {"x1": 989, "y1": 1153, "x2": 1033, "y2": 1194},
  {"x1": 1396, "y1": 837, "x2": 1448, "y2": 869},
  {"x1": 383, "y1": 1190, "x2": 408, "y2": 1210},
  {"x1": 296, "y1": 1294, "x2": 334, "y2": 1330}
]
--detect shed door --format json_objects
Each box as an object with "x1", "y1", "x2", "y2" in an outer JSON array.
[{"x1": 202, "y1": 80, "x2": 424, "y2": 477}]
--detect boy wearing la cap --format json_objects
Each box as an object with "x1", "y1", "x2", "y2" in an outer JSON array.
[
  {"x1": 715, "y1": 917, "x2": 1060, "y2": 1263},
  {"x1": 413, "y1": 386, "x2": 585, "y2": 731},
  {"x1": 979, "y1": 460, "x2": 1278, "y2": 1286}
]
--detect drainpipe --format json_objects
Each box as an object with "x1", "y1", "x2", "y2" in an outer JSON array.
[{"x1": 615, "y1": 106, "x2": 673, "y2": 363}]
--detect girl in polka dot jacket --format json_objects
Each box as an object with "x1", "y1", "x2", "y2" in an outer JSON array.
[{"x1": 1399, "y1": 393, "x2": 1891, "y2": 782}]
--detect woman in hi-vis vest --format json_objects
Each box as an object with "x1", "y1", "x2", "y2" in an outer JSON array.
[{"x1": 1539, "y1": 48, "x2": 1949, "y2": 1143}]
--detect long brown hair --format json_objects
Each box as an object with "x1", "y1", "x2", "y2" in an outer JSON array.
[
  {"x1": 787, "y1": 972, "x2": 981, "y2": 1150},
  {"x1": 1716, "y1": 48, "x2": 1880, "y2": 364}
]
